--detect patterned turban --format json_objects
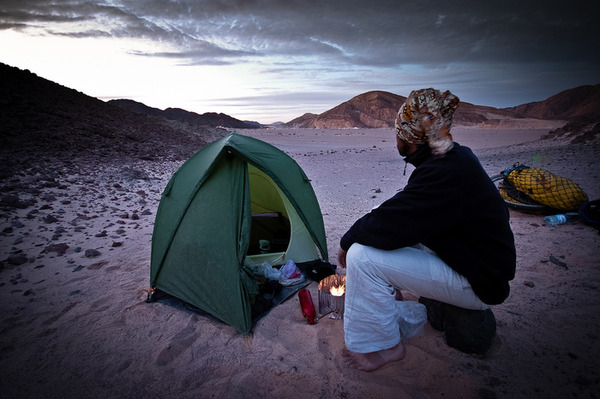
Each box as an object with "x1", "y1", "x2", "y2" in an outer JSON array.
[{"x1": 395, "y1": 88, "x2": 460, "y2": 156}]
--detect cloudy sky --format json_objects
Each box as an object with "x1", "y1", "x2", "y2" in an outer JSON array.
[{"x1": 1, "y1": 0, "x2": 599, "y2": 123}]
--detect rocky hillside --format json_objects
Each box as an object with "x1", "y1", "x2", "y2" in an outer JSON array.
[
  {"x1": 0, "y1": 63, "x2": 229, "y2": 179},
  {"x1": 504, "y1": 84, "x2": 600, "y2": 121}
]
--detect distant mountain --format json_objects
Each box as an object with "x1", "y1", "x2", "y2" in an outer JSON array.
[
  {"x1": 284, "y1": 85, "x2": 600, "y2": 129},
  {"x1": 285, "y1": 113, "x2": 319, "y2": 128},
  {"x1": 504, "y1": 84, "x2": 600, "y2": 121},
  {"x1": 109, "y1": 99, "x2": 259, "y2": 129},
  {"x1": 243, "y1": 120, "x2": 263, "y2": 128},
  {"x1": 285, "y1": 91, "x2": 404, "y2": 128},
  {"x1": 284, "y1": 90, "x2": 523, "y2": 129}
]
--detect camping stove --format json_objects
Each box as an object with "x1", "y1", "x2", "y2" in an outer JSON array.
[{"x1": 317, "y1": 275, "x2": 346, "y2": 319}]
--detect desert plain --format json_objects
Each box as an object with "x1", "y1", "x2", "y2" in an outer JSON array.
[{"x1": 1, "y1": 124, "x2": 599, "y2": 399}]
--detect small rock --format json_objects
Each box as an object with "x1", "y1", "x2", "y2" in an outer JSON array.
[
  {"x1": 43, "y1": 215, "x2": 58, "y2": 224},
  {"x1": 7, "y1": 254, "x2": 28, "y2": 266},
  {"x1": 479, "y1": 388, "x2": 498, "y2": 399},
  {"x1": 85, "y1": 249, "x2": 101, "y2": 258},
  {"x1": 41, "y1": 193, "x2": 56, "y2": 202},
  {"x1": 142, "y1": 209, "x2": 152, "y2": 216},
  {"x1": 131, "y1": 213, "x2": 139, "y2": 220},
  {"x1": 111, "y1": 241, "x2": 123, "y2": 247},
  {"x1": 122, "y1": 168, "x2": 149, "y2": 180},
  {"x1": 1, "y1": 194, "x2": 19, "y2": 207},
  {"x1": 524, "y1": 281, "x2": 535, "y2": 287},
  {"x1": 575, "y1": 375, "x2": 592, "y2": 385},
  {"x1": 46, "y1": 243, "x2": 69, "y2": 256},
  {"x1": 72, "y1": 265, "x2": 85, "y2": 272},
  {"x1": 549, "y1": 255, "x2": 568, "y2": 269},
  {"x1": 95, "y1": 230, "x2": 108, "y2": 237},
  {"x1": 1, "y1": 194, "x2": 33, "y2": 209}
]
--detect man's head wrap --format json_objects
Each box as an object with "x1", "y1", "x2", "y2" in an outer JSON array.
[{"x1": 395, "y1": 88, "x2": 460, "y2": 156}]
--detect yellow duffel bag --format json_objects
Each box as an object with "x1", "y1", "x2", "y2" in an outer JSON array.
[{"x1": 507, "y1": 167, "x2": 589, "y2": 211}]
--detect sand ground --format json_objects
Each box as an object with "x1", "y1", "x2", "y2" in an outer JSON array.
[{"x1": 1, "y1": 126, "x2": 599, "y2": 399}]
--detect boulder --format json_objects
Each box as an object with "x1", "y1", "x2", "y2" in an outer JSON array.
[{"x1": 419, "y1": 297, "x2": 497, "y2": 356}]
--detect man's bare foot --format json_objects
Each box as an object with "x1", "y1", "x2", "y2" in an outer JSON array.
[{"x1": 341, "y1": 341, "x2": 406, "y2": 371}]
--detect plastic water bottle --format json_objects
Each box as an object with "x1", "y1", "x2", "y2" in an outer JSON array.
[{"x1": 543, "y1": 213, "x2": 578, "y2": 226}]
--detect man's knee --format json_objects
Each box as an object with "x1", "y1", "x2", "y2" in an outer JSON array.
[{"x1": 345, "y1": 243, "x2": 364, "y2": 268}]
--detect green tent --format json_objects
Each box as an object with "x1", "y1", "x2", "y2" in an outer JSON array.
[{"x1": 150, "y1": 132, "x2": 328, "y2": 333}]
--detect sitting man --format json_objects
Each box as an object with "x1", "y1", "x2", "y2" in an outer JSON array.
[{"x1": 338, "y1": 88, "x2": 516, "y2": 371}]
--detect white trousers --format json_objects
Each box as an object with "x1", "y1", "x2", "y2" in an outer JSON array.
[{"x1": 343, "y1": 243, "x2": 487, "y2": 353}]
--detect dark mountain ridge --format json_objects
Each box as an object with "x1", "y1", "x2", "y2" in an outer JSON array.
[{"x1": 108, "y1": 99, "x2": 258, "y2": 129}]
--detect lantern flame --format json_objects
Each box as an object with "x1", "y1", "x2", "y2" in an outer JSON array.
[{"x1": 330, "y1": 284, "x2": 345, "y2": 297}]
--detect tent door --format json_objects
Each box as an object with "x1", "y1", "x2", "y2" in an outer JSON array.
[
  {"x1": 244, "y1": 164, "x2": 321, "y2": 267},
  {"x1": 246, "y1": 165, "x2": 291, "y2": 264}
]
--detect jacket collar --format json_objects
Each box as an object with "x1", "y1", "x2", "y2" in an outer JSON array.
[
  {"x1": 404, "y1": 142, "x2": 458, "y2": 167},
  {"x1": 404, "y1": 144, "x2": 432, "y2": 167}
]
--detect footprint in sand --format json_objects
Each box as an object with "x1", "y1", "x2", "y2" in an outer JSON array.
[
  {"x1": 155, "y1": 325, "x2": 198, "y2": 366},
  {"x1": 41, "y1": 302, "x2": 78, "y2": 326}
]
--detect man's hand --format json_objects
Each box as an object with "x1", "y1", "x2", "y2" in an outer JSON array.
[{"x1": 337, "y1": 248, "x2": 348, "y2": 268}]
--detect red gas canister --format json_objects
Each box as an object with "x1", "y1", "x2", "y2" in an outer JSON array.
[{"x1": 298, "y1": 288, "x2": 316, "y2": 325}]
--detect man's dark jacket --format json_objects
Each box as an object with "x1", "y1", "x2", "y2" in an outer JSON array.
[{"x1": 340, "y1": 143, "x2": 516, "y2": 305}]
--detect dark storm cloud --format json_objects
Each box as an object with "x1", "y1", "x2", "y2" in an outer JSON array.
[
  {"x1": 2, "y1": 0, "x2": 599, "y2": 67},
  {"x1": 2, "y1": 0, "x2": 599, "y2": 113}
]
